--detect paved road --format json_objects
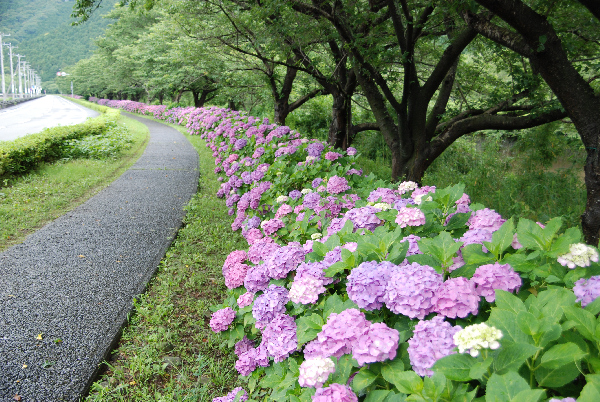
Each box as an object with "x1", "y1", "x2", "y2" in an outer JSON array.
[
  {"x1": 0, "y1": 113, "x2": 199, "y2": 401},
  {"x1": 0, "y1": 96, "x2": 99, "y2": 142}
]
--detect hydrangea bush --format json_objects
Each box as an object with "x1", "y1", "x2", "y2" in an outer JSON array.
[{"x1": 91, "y1": 98, "x2": 600, "y2": 402}]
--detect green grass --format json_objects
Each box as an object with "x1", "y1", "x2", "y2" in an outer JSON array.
[
  {"x1": 0, "y1": 115, "x2": 149, "y2": 250},
  {"x1": 85, "y1": 118, "x2": 247, "y2": 401}
]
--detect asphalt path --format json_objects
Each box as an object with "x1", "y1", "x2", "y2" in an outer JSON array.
[
  {"x1": 0, "y1": 96, "x2": 99, "y2": 142},
  {"x1": 0, "y1": 113, "x2": 199, "y2": 401}
]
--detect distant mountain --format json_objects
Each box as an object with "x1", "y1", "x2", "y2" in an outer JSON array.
[{"x1": 0, "y1": 0, "x2": 118, "y2": 83}]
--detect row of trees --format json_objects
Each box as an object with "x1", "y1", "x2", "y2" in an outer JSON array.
[{"x1": 68, "y1": 0, "x2": 600, "y2": 245}]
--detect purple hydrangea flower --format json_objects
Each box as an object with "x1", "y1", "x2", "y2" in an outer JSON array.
[
  {"x1": 459, "y1": 229, "x2": 493, "y2": 253},
  {"x1": 314, "y1": 309, "x2": 370, "y2": 358},
  {"x1": 264, "y1": 244, "x2": 305, "y2": 279},
  {"x1": 468, "y1": 208, "x2": 505, "y2": 232},
  {"x1": 262, "y1": 314, "x2": 298, "y2": 363},
  {"x1": 574, "y1": 276, "x2": 600, "y2": 307},
  {"x1": 244, "y1": 264, "x2": 271, "y2": 293},
  {"x1": 367, "y1": 188, "x2": 397, "y2": 203},
  {"x1": 235, "y1": 336, "x2": 255, "y2": 357},
  {"x1": 312, "y1": 178, "x2": 324, "y2": 189},
  {"x1": 346, "y1": 147, "x2": 357, "y2": 156},
  {"x1": 234, "y1": 138, "x2": 247, "y2": 150},
  {"x1": 346, "y1": 261, "x2": 390, "y2": 310},
  {"x1": 225, "y1": 262, "x2": 250, "y2": 289},
  {"x1": 433, "y1": 277, "x2": 479, "y2": 318},
  {"x1": 289, "y1": 190, "x2": 302, "y2": 200},
  {"x1": 324, "y1": 247, "x2": 342, "y2": 266},
  {"x1": 237, "y1": 291, "x2": 255, "y2": 308},
  {"x1": 261, "y1": 218, "x2": 285, "y2": 236},
  {"x1": 407, "y1": 315, "x2": 460, "y2": 377},
  {"x1": 308, "y1": 143, "x2": 325, "y2": 157},
  {"x1": 471, "y1": 262, "x2": 522, "y2": 302},
  {"x1": 212, "y1": 387, "x2": 248, "y2": 402},
  {"x1": 352, "y1": 322, "x2": 399, "y2": 366},
  {"x1": 247, "y1": 240, "x2": 280, "y2": 264},
  {"x1": 324, "y1": 151, "x2": 342, "y2": 161},
  {"x1": 344, "y1": 206, "x2": 382, "y2": 232},
  {"x1": 396, "y1": 207, "x2": 426, "y2": 228},
  {"x1": 304, "y1": 192, "x2": 322, "y2": 210},
  {"x1": 290, "y1": 276, "x2": 326, "y2": 304},
  {"x1": 222, "y1": 250, "x2": 247, "y2": 277},
  {"x1": 400, "y1": 234, "x2": 422, "y2": 256},
  {"x1": 313, "y1": 384, "x2": 358, "y2": 402},
  {"x1": 327, "y1": 176, "x2": 350, "y2": 194},
  {"x1": 383, "y1": 262, "x2": 443, "y2": 319},
  {"x1": 210, "y1": 307, "x2": 236, "y2": 332},
  {"x1": 252, "y1": 285, "x2": 289, "y2": 328}
]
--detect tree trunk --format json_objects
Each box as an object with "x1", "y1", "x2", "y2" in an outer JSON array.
[
  {"x1": 158, "y1": 93, "x2": 164, "y2": 105},
  {"x1": 228, "y1": 99, "x2": 237, "y2": 110},
  {"x1": 328, "y1": 90, "x2": 352, "y2": 149},
  {"x1": 273, "y1": 100, "x2": 289, "y2": 126}
]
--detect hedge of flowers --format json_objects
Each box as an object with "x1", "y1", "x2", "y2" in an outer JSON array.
[{"x1": 89, "y1": 98, "x2": 600, "y2": 402}]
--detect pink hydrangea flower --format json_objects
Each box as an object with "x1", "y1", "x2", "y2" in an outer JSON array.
[
  {"x1": 324, "y1": 151, "x2": 342, "y2": 161},
  {"x1": 290, "y1": 276, "x2": 326, "y2": 304},
  {"x1": 313, "y1": 384, "x2": 358, "y2": 402},
  {"x1": 468, "y1": 208, "x2": 505, "y2": 232},
  {"x1": 237, "y1": 291, "x2": 255, "y2": 308},
  {"x1": 225, "y1": 262, "x2": 250, "y2": 289},
  {"x1": 326, "y1": 176, "x2": 350, "y2": 194},
  {"x1": 471, "y1": 263, "x2": 522, "y2": 302},
  {"x1": 352, "y1": 323, "x2": 399, "y2": 366},
  {"x1": 210, "y1": 307, "x2": 236, "y2": 332},
  {"x1": 433, "y1": 277, "x2": 479, "y2": 318},
  {"x1": 395, "y1": 207, "x2": 426, "y2": 228},
  {"x1": 407, "y1": 315, "x2": 460, "y2": 376}
]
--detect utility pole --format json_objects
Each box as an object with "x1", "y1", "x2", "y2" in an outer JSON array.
[
  {"x1": 6, "y1": 43, "x2": 16, "y2": 97},
  {"x1": 0, "y1": 33, "x2": 9, "y2": 101},
  {"x1": 15, "y1": 54, "x2": 23, "y2": 98}
]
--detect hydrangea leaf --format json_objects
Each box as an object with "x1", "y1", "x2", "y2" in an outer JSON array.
[
  {"x1": 488, "y1": 218, "x2": 515, "y2": 258},
  {"x1": 462, "y1": 244, "x2": 495, "y2": 266},
  {"x1": 484, "y1": 372, "x2": 530, "y2": 402},
  {"x1": 578, "y1": 374, "x2": 600, "y2": 402},
  {"x1": 488, "y1": 309, "x2": 531, "y2": 345},
  {"x1": 501, "y1": 254, "x2": 536, "y2": 273},
  {"x1": 418, "y1": 231, "x2": 462, "y2": 268},
  {"x1": 431, "y1": 353, "x2": 476, "y2": 381},
  {"x1": 351, "y1": 367, "x2": 378, "y2": 393},
  {"x1": 331, "y1": 355, "x2": 354, "y2": 384},
  {"x1": 563, "y1": 306, "x2": 596, "y2": 341},
  {"x1": 295, "y1": 314, "x2": 323, "y2": 345},
  {"x1": 493, "y1": 343, "x2": 540, "y2": 374},
  {"x1": 516, "y1": 311, "x2": 540, "y2": 336},
  {"x1": 386, "y1": 241, "x2": 408, "y2": 266},
  {"x1": 406, "y1": 254, "x2": 442, "y2": 271},
  {"x1": 381, "y1": 392, "x2": 405, "y2": 402},
  {"x1": 539, "y1": 342, "x2": 587, "y2": 369},
  {"x1": 535, "y1": 361, "x2": 580, "y2": 387},
  {"x1": 548, "y1": 227, "x2": 582, "y2": 258},
  {"x1": 585, "y1": 296, "x2": 600, "y2": 315},
  {"x1": 516, "y1": 219, "x2": 547, "y2": 251},
  {"x1": 541, "y1": 217, "x2": 563, "y2": 244},
  {"x1": 494, "y1": 290, "x2": 527, "y2": 315},
  {"x1": 324, "y1": 234, "x2": 341, "y2": 251},
  {"x1": 530, "y1": 287, "x2": 576, "y2": 321},
  {"x1": 445, "y1": 212, "x2": 472, "y2": 232},
  {"x1": 509, "y1": 389, "x2": 545, "y2": 402},
  {"x1": 422, "y1": 372, "x2": 447, "y2": 400},
  {"x1": 469, "y1": 357, "x2": 493, "y2": 380},
  {"x1": 383, "y1": 370, "x2": 423, "y2": 394},
  {"x1": 312, "y1": 241, "x2": 328, "y2": 257},
  {"x1": 364, "y1": 390, "x2": 391, "y2": 402}
]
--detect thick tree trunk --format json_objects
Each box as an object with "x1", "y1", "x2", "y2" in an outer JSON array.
[
  {"x1": 228, "y1": 99, "x2": 237, "y2": 110},
  {"x1": 158, "y1": 93, "x2": 164, "y2": 105},
  {"x1": 273, "y1": 100, "x2": 289, "y2": 126},
  {"x1": 328, "y1": 91, "x2": 352, "y2": 149}
]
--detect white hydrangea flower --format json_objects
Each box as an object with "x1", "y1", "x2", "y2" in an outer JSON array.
[
  {"x1": 398, "y1": 181, "x2": 418, "y2": 194},
  {"x1": 298, "y1": 357, "x2": 336, "y2": 387},
  {"x1": 301, "y1": 188, "x2": 313, "y2": 194},
  {"x1": 229, "y1": 189, "x2": 236, "y2": 195},
  {"x1": 290, "y1": 276, "x2": 326, "y2": 304},
  {"x1": 311, "y1": 233, "x2": 323, "y2": 240},
  {"x1": 373, "y1": 202, "x2": 392, "y2": 211},
  {"x1": 306, "y1": 156, "x2": 318, "y2": 163},
  {"x1": 276, "y1": 195, "x2": 289, "y2": 203},
  {"x1": 413, "y1": 194, "x2": 432, "y2": 205},
  {"x1": 454, "y1": 323, "x2": 503, "y2": 357},
  {"x1": 558, "y1": 243, "x2": 599, "y2": 269}
]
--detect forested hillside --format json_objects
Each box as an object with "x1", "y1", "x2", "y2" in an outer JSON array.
[{"x1": 0, "y1": 0, "x2": 118, "y2": 84}]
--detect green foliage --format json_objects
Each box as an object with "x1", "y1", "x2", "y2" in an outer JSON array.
[
  {"x1": 0, "y1": 106, "x2": 120, "y2": 181},
  {"x1": 60, "y1": 123, "x2": 133, "y2": 159}
]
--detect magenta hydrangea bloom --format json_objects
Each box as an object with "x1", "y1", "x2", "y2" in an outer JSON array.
[
  {"x1": 235, "y1": 336, "x2": 255, "y2": 357},
  {"x1": 212, "y1": 387, "x2": 248, "y2": 402},
  {"x1": 324, "y1": 151, "x2": 342, "y2": 161},
  {"x1": 315, "y1": 309, "x2": 370, "y2": 358},
  {"x1": 304, "y1": 192, "x2": 322, "y2": 210},
  {"x1": 327, "y1": 176, "x2": 350, "y2": 194},
  {"x1": 210, "y1": 307, "x2": 236, "y2": 332},
  {"x1": 244, "y1": 228, "x2": 263, "y2": 245},
  {"x1": 313, "y1": 383, "x2": 358, "y2": 402},
  {"x1": 275, "y1": 203, "x2": 293, "y2": 219},
  {"x1": 264, "y1": 244, "x2": 305, "y2": 279},
  {"x1": 244, "y1": 264, "x2": 271, "y2": 293},
  {"x1": 262, "y1": 314, "x2": 298, "y2": 363},
  {"x1": 237, "y1": 291, "x2": 255, "y2": 308},
  {"x1": 344, "y1": 206, "x2": 382, "y2": 232},
  {"x1": 352, "y1": 322, "x2": 399, "y2": 366},
  {"x1": 222, "y1": 250, "x2": 247, "y2": 277},
  {"x1": 433, "y1": 277, "x2": 479, "y2": 318},
  {"x1": 468, "y1": 208, "x2": 505, "y2": 232},
  {"x1": 347, "y1": 147, "x2": 358, "y2": 156},
  {"x1": 383, "y1": 262, "x2": 443, "y2": 319},
  {"x1": 471, "y1": 262, "x2": 522, "y2": 302},
  {"x1": 247, "y1": 240, "x2": 279, "y2": 264},
  {"x1": 261, "y1": 218, "x2": 285, "y2": 236},
  {"x1": 225, "y1": 262, "x2": 250, "y2": 289},
  {"x1": 574, "y1": 276, "x2": 600, "y2": 307},
  {"x1": 396, "y1": 207, "x2": 426, "y2": 228},
  {"x1": 407, "y1": 315, "x2": 460, "y2": 377},
  {"x1": 346, "y1": 261, "x2": 390, "y2": 310},
  {"x1": 252, "y1": 285, "x2": 289, "y2": 328}
]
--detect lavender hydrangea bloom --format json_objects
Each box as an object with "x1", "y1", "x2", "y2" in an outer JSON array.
[
  {"x1": 459, "y1": 229, "x2": 493, "y2": 253},
  {"x1": 261, "y1": 218, "x2": 285, "y2": 236},
  {"x1": 352, "y1": 323, "x2": 399, "y2": 366},
  {"x1": 407, "y1": 315, "x2": 460, "y2": 377},
  {"x1": 383, "y1": 262, "x2": 443, "y2": 319},
  {"x1": 468, "y1": 208, "x2": 505, "y2": 232},
  {"x1": 235, "y1": 349, "x2": 258, "y2": 376},
  {"x1": 234, "y1": 138, "x2": 247, "y2": 150},
  {"x1": 574, "y1": 276, "x2": 600, "y2": 307},
  {"x1": 241, "y1": 171, "x2": 253, "y2": 185},
  {"x1": 316, "y1": 309, "x2": 370, "y2": 358},
  {"x1": 346, "y1": 261, "x2": 390, "y2": 310},
  {"x1": 313, "y1": 384, "x2": 358, "y2": 402},
  {"x1": 312, "y1": 178, "x2": 324, "y2": 188},
  {"x1": 324, "y1": 151, "x2": 342, "y2": 161},
  {"x1": 289, "y1": 190, "x2": 302, "y2": 200},
  {"x1": 225, "y1": 262, "x2": 250, "y2": 289},
  {"x1": 304, "y1": 192, "x2": 322, "y2": 210},
  {"x1": 346, "y1": 147, "x2": 357, "y2": 156},
  {"x1": 472, "y1": 263, "x2": 522, "y2": 302},
  {"x1": 237, "y1": 291, "x2": 255, "y2": 308},
  {"x1": 327, "y1": 217, "x2": 349, "y2": 236},
  {"x1": 327, "y1": 175, "x2": 350, "y2": 194},
  {"x1": 247, "y1": 240, "x2": 280, "y2": 264},
  {"x1": 344, "y1": 207, "x2": 382, "y2": 232},
  {"x1": 247, "y1": 216, "x2": 261, "y2": 229},
  {"x1": 324, "y1": 247, "x2": 342, "y2": 266},
  {"x1": 396, "y1": 207, "x2": 426, "y2": 228},
  {"x1": 367, "y1": 188, "x2": 397, "y2": 203},
  {"x1": 252, "y1": 285, "x2": 289, "y2": 328},
  {"x1": 433, "y1": 277, "x2": 479, "y2": 318},
  {"x1": 212, "y1": 387, "x2": 248, "y2": 402},
  {"x1": 394, "y1": 198, "x2": 416, "y2": 210},
  {"x1": 296, "y1": 261, "x2": 334, "y2": 285},
  {"x1": 235, "y1": 336, "x2": 255, "y2": 357},
  {"x1": 244, "y1": 264, "x2": 271, "y2": 293},
  {"x1": 264, "y1": 244, "x2": 305, "y2": 279},
  {"x1": 262, "y1": 314, "x2": 297, "y2": 363},
  {"x1": 308, "y1": 142, "x2": 325, "y2": 157},
  {"x1": 400, "y1": 234, "x2": 422, "y2": 256},
  {"x1": 210, "y1": 307, "x2": 236, "y2": 332},
  {"x1": 222, "y1": 250, "x2": 247, "y2": 277}
]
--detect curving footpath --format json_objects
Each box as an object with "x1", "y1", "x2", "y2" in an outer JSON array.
[{"x1": 0, "y1": 113, "x2": 199, "y2": 401}]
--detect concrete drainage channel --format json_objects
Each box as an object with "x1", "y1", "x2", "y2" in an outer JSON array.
[{"x1": 0, "y1": 113, "x2": 199, "y2": 401}]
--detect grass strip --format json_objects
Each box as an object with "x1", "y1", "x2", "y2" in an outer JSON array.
[
  {"x1": 85, "y1": 118, "x2": 246, "y2": 401},
  {"x1": 0, "y1": 115, "x2": 149, "y2": 250}
]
